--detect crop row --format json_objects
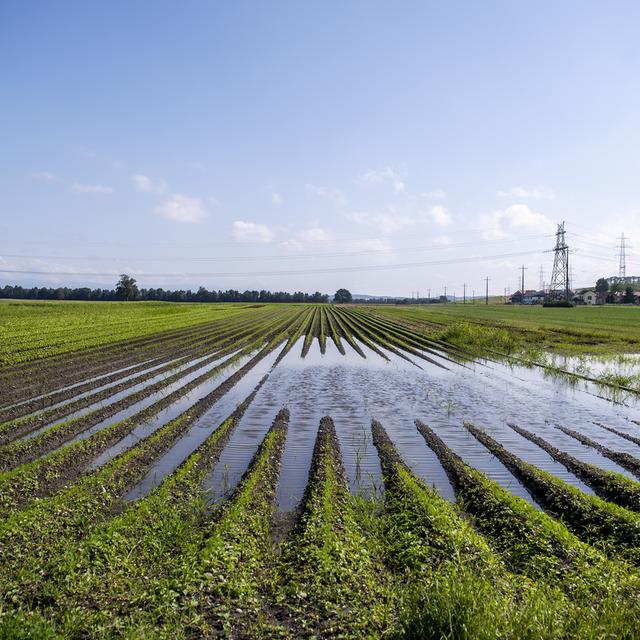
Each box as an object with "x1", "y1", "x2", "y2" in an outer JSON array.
[{"x1": 2, "y1": 400, "x2": 639, "y2": 637}]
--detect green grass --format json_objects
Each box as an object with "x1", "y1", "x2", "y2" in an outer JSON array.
[
  {"x1": 0, "y1": 300, "x2": 268, "y2": 366},
  {"x1": 370, "y1": 303, "x2": 640, "y2": 355}
]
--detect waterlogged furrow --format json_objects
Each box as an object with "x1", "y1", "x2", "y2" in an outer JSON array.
[
  {"x1": 416, "y1": 420, "x2": 640, "y2": 630},
  {"x1": 324, "y1": 307, "x2": 365, "y2": 357},
  {"x1": 557, "y1": 425, "x2": 640, "y2": 479},
  {"x1": 0, "y1": 349, "x2": 239, "y2": 470},
  {"x1": 464, "y1": 423, "x2": 640, "y2": 565},
  {"x1": 0, "y1": 393, "x2": 278, "y2": 619},
  {"x1": 0, "y1": 308, "x2": 300, "y2": 469},
  {"x1": 323, "y1": 306, "x2": 346, "y2": 354},
  {"x1": 342, "y1": 307, "x2": 451, "y2": 369},
  {"x1": 0, "y1": 317, "x2": 231, "y2": 421},
  {"x1": 318, "y1": 306, "x2": 327, "y2": 354},
  {"x1": 0, "y1": 340, "x2": 285, "y2": 519},
  {"x1": 348, "y1": 306, "x2": 461, "y2": 364},
  {"x1": 124, "y1": 345, "x2": 282, "y2": 500},
  {"x1": 110, "y1": 409, "x2": 290, "y2": 638},
  {"x1": 0, "y1": 379, "x2": 269, "y2": 636},
  {"x1": 331, "y1": 308, "x2": 393, "y2": 363},
  {"x1": 0, "y1": 306, "x2": 274, "y2": 439},
  {"x1": 371, "y1": 421, "x2": 589, "y2": 639},
  {"x1": 5, "y1": 353, "x2": 212, "y2": 444},
  {"x1": 272, "y1": 307, "x2": 315, "y2": 365},
  {"x1": 0, "y1": 304, "x2": 284, "y2": 407},
  {"x1": 275, "y1": 417, "x2": 393, "y2": 637},
  {"x1": 301, "y1": 306, "x2": 319, "y2": 358},
  {"x1": 0, "y1": 358, "x2": 156, "y2": 415},
  {"x1": 508, "y1": 422, "x2": 640, "y2": 512},
  {"x1": 594, "y1": 421, "x2": 640, "y2": 447}
]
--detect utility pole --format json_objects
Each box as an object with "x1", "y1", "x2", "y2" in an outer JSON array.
[
  {"x1": 485, "y1": 277, "x2": 490, "y2": 305},
  {"x1": 443, "y1": 285, "x2": 447, "y2": 303},
  {"x1": 547, "y1": 221, "x2": 571, "y2": 302},
  {"x1": 618, "y1": 233, "x2": 630, "y2": 278},
  {"x1": 427, "y1": 288, "x2": 431, "y2": 301},
  {"x1": 463, "y1": 283, "x2": 466, "y2": 304},
  {"x1": 520, "y1": 264, "x2": 528, "y2": 303},
  {"x1": 472, "y1": 289, "x2": 475, "y2": 304},
  {"x1": 504, "y1": 286, "x2": 507, "y2": 303}
]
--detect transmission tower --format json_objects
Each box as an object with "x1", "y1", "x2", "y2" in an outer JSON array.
[
  {"x1": 618, "y1": 233, "x2": 630, "y2": 278},
  {"x1": 547, "y1": 222, "x2": 571, "y2": 301}
]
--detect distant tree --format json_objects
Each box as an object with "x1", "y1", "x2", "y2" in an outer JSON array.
[
  {"x1": 334, "y1": 288, "x2": 352, "y2": 304},
  {"x1": 115, "y1": 274, "x2": 139, "y2": 301},
  {"x1": 624, "y1": 287, "x2": 635, "y2": 303},
  {"x1": 595, "y1": 278, "x2": 609, "y2": 294}
]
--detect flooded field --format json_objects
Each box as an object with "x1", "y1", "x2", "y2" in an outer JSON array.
[{"x1": 2, "y1": 303, "x2": 640, "y2": 637}]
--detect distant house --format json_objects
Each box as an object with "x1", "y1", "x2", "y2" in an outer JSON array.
[
  {"x1": 509, "y1": 290, "x2": 545, "y2": 305},
  {"x1": 574, "y1": 289, "x2": 604, "y2": 305}
]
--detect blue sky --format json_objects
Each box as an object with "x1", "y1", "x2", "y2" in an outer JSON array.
[{"x1": 1, "y1": 1, "x2": 639, "y2": 296}]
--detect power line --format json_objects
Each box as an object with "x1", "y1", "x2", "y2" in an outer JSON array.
[
  {"x1": 0, "y1": 248, "x2": 545, "y2": 279},
  {"x1": 0, "y1": 233, "x2": 552, "y2": 263}
]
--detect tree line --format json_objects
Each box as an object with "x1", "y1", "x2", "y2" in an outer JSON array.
[{"x1": 0, "y1": 280, "x2": 330, "y2": 304}]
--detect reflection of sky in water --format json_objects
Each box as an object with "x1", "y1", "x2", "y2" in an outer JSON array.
[{"x1": 196, "y1": 336, "x2": 640, "y2": 513}]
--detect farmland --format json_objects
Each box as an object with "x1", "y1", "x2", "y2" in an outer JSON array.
[{"x1": 1, "y1": 300, "x2": 640, "y2": 638}]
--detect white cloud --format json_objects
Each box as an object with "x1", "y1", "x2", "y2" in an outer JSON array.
[
  {"x1": 132, "y1": 174, "x2": 167, "y2": 194},
  {"x1": 232, "y1": 220, "x2": 274, "y2": 243},
  {"x1": 305, "y1": 184, "x2": 346, "y2": 206},
  {"x1": 422, "y1": 189, "x2": 446, "y2": 199},
  {"x1": 271, "y1": 191, "x2": 282, "y2": 205},
  {"x1": 281, "y1": 225, "x2": 332, "y2": 250},
  {"x1": 72, "y1": 183, "x2": 113, "y2": 195},
  {"x1": 498, "y1": 186, "x2": 555, "y2": 200},
  {"x1": 154, "y1": 194, "x2": 207, "y2": 223},
  {"x1": 480, "y1": 204, "x2": 556, "y2": 240},
  {"x1": 33, "y1": 171, "x2": 56, "y2": 182},
  {"x1": 346, "y1": 210, "x2": 418, "y2": 233},
  {"x1": 430, "y1": 205, "x2": 452, "y2": 227},
  {"x1": 359, "y1": 167, "x2": 405, "y2": 192}
]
